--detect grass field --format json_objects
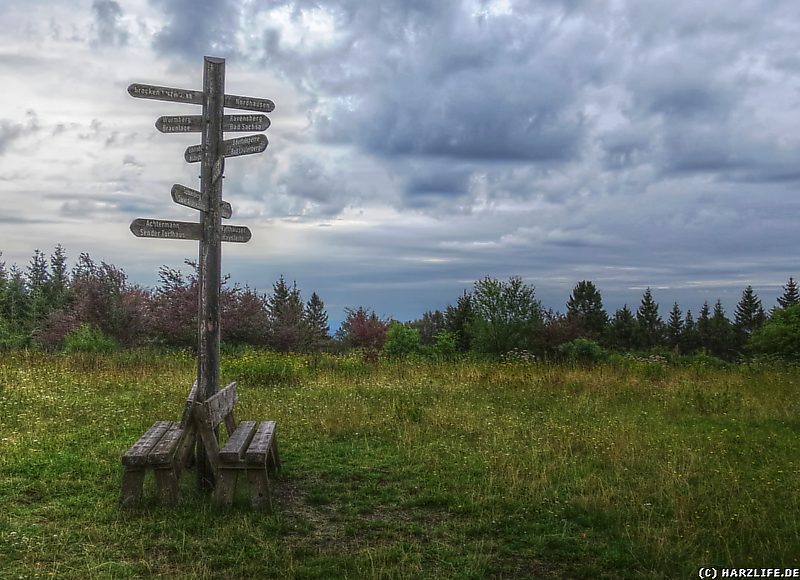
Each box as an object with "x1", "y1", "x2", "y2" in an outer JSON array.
[{"x1": 1, "y1": 350, "x2": 798, "y2": 578}]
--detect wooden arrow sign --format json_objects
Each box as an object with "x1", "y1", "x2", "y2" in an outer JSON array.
[
  {"x1": 224, "y1": 94, "x2": 275, "y2": 113},
  {"x1": 128, "y1": 83, "x2": 203, "y2": 104},
  {"x1": 171, "y1": 184, "x2": 232, "y2": 219},
  {"x1": 155, "y1": 114, "x2": 271, "y2": 134},
  {"x1": 129, "y1": 84, "x2": 274, "y2": 113},
  {"x1": 185, "y1": 134, "x2": 268, "y2": 163},
  {"x1": 130, "y1": 218, "x2": 251, "y2": 243},
  {"x1": 129, "y1": 218, "x2": 200, "y2": 240}
]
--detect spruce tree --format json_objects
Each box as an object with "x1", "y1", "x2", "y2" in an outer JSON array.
[
  {"x1": 609, "y1": 305, "x2": 637, "y2": 350},
  {"x1": 777, "y1": 277, "x2": 799, "y2": 309},
  {"x1": 27, "y1": 249, "x2": 50, "y2": 326},
  {"x1": 303, "y1": 292, "x2": 330, "y2": 353},
  {"x1": 267, "y1": 275, "x2": 304, "y2": 352},
  {"x1": 697, "y1": 301, "x2": 712, "y2": 352},
  {"x1": 709, "y1": 299, "x2": 734, "y2": 359},
  {"x1": 666, "y1": 302, "x2": 683, "y2": 351},
  {"x1": 46, "y1": 244, "x2": 71, "y2": 312},
  {"x1": 734, "y1": 286, "x2": 766, "y2": 350},
  {"x1": 445, "y1": 290, "x2": 473, "y2": 352},
  {"x1": 3, "y1": 266, "x2": 30, "y2": 329},
  {"x1": 681, "y1": 309, "x2": 700, "y2": 354},
  {"x1": 566, "y1": 280, "x2": 608, "y2": 342},
  {"x1": 635, "y1": 288, "x2": 664, "y2": 349}
]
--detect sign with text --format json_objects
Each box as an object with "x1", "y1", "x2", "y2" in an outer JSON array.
[
  {"x1": 184, "y1": 134, "x2": 268, "y2": 163},
  {"x1": 128, "y1": 83, "x2": 203, "y2": 104},
  {"x1": 130, "y1": 218, "x2": 251, "y2": 243},
  {"x1": 155, "y1": 114, "x2": 271, "y2": 134},
  {"x1": 171, "y1": 184, "x2": 232, "y2": 219}
]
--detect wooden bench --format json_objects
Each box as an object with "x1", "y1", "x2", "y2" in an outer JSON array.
[
  {"x1": 194, "y1": 382, "x2": 281, "y2": 510},
  {"x1": 120, "y1": 383, "x2": 198, "y2": 507}
]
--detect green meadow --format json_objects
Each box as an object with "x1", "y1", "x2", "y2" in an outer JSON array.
[{"x1": 1, "y1": 350, "x2": 798, "y2": 578}]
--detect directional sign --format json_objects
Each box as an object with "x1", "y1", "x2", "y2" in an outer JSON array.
[
  {"x1": 128, "y1": 83, "x2": 203, "y2": 104},
  {"x1": 171, "y1": 184, "x2": 232, "y2": 219},
  {"x1": 129, "y1": 84, "x2": 274, "y2": 113},
  {"x1": 155, "y1": 114, "x2": 271, "y2": 134},
  {"x1": 130, "y1": 218, "x2": 200, "y2": 240},
  {"x1": 224, "y1": 94, "x2": 275, "y2": 113},
  {"x1": 220, "y1": 224, "x2": 252, "y2": 243},
  {"x1": 130, "y1": 218, "x2": 251, "y2": 243},
  {"x1": 185, "y1": 134, "x2": 268, "y2": 163}
]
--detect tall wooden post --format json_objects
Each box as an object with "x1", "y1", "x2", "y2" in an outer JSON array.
[
  {"x1": 127, "y1": 57, "x2": 271, "y2": 496},
  {"x1": 196, "y1": 56, "x2": 225, "y2": 490}
]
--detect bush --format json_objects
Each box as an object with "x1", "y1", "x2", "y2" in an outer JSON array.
[
  {"x1": 222, "y1": 349, "x2": 307, "y2": 387},
  {"x1": 558, "y1": 338, "x2": 608, "y2": 364},
  {"x1": 750, "y1": 305, "x2": 800, "y2": 362},
  {"x1": 63, "y1": 324, "x2": 118, "y2": 353},
  {"x1": 430, "y1": 330, "x2": 458, "y2": 360},
  {"x1": 0, "y1": 318, "x2": 28, "y2": 350},
  {"x1": 383, "y1": 322, "x2": 422, "y2": 358}
]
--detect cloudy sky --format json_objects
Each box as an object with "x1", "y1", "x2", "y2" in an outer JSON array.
[{"x1": 1, "y1": 0, "x2": 799, "y2": 326}]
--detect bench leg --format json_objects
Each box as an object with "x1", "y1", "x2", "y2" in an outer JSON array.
[
  {"x1": 268, "y1": 436, "x2": 281, "y2": 474},
  {"x1": 154, "y1": 468, "x2": 180, "y2": 505},
  {"x1": 247, "y1": 468, "x2": 273, "y2": 512},
  {"x1": 212, "y1": 468, "x2": 238, "y2": 508},
  {"x1": 120, "y1": 468, "x2": 146, "y2": 507}
]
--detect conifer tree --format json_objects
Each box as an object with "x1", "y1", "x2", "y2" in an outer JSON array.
[
  {"x1": 4, "y1": 265, "x2": 29, "y2": 328},
  {"x1": 609, "y1": 305, "x2": 637, "y2": 350},
  {"x1": 635, "y1": 288, "x2": 664, "y2": 349},
  {"x1": 734, "y1": 286, "x2": 766, "y2": 350},
  {"x1": 267, "y1": 275, "x2": 304, "y2": 352},
  {"x1": 697, "y1": 301, "x2": 712, "y2": 352},
  {"x1": 303, "y1": 291, "x2": 330, "y2": 352},
  {"x1": 777, "y1": 277, "x2": 799, "y2": 309},
  {"x1": 445, "y1": 290, "x2": 473, "y2": 352},
  {"x1": 27, "y1": 249, "x2": 50, "y2": 326},
  {"x1": 709, "y1": 299, "x2": 734, "y2": 359},
  {"x1": 566, "y1": 280, "x2": 608, "y2": 341},
  {"x1": 666, "y1": 302, "x2": 683, "y2": 351},
  {"x1": 46, "y1": 244, "x2": 71, "y2": 311},
  {"x1": 681, "y1": 309, "x2": 700, "y2": 354}
]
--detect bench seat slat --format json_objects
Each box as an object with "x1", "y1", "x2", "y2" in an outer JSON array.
[
  {"x1": 148, "y1": 423, "x2": 185, "y2": 465},
  {"x1": 122, "y1": 421, "x2": 172, "y2": 466},
  {"x1": 219, "y1": 421, "x2": 257, "y2": 463},
  {"x1": 245, "y1": 421, "x2": 276, "y2": 464}
]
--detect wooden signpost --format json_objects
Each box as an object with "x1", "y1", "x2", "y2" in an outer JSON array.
[{"x1": 127, "y1": 56, "x2": 271, "y2": 490}]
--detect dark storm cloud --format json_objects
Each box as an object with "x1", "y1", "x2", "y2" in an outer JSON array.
[
  {"x1": 138, "y1": 0, "x2": 800, "y2": 319},
  {"x1": 91, "y1": 0, "x2": 129, "y2": 47}
]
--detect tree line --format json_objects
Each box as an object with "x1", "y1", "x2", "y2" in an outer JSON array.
[{"x1": 1, "y1": 246, "x2": 798, "y2": 361}]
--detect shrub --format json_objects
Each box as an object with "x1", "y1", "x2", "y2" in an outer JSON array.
[
  {"x1": 430, "y1": 330, "x2": 458, "y2": 360},
  {"x1": 750, "y1": 304, "x2": 800, "y2": 362},
  {"x1": 558, "y1": 338, "x2": 608, "y2": 364},
  {"x1": 63, "y1": 323, "x2": 118, "y2": 353},
  {"x1": 0, "y1": 318, "x2": 28, "y2": 350},
  {"x1": 383, "y1": 322, "x2": 422, "y2": 358}
]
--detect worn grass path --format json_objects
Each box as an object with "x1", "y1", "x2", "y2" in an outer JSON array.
[{"x1": 1, "y1": 351, "x2": 798, "y2": 578}]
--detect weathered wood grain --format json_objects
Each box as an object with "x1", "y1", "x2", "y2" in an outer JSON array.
[
  {"x1": 219, "y1": 421, "x2": 257, "y2": 463},
  {"x1": 199, "y1": 382, "x2": 237, "y2": 429},
  {"x1": 245, "y1": 421, "x2": 276, "y2": 464},
  {"x1": 122, "y1": 421, "x2": 171, "y2": 466},
  {"x1": 147, "y1": 423, "x2": 184, "y2": 464},
  {"x1": 171, "y1": 184, "x2": 233, "y2": 219},
  {"x1": 247, "y1": 470, "x2": 273, "y2": 512}
]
